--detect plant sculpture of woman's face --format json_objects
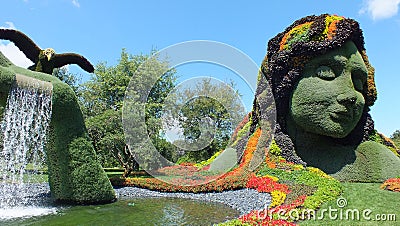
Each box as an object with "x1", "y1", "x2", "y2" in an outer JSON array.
[{"x1": 289, "y1": 41, "x2": 367, "y2": 138}]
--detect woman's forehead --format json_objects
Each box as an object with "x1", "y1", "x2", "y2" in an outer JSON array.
[{"x1": 306, "y1": 41, "x2": 364, "y2": 65}]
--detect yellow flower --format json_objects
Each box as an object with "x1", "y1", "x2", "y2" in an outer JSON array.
[
  {"x1": 270, "y1": 190, "x2": 287, "y2": 207},
  {"x1": 293, "y1": 164, "x2": 304, "y2": 170},
  {"x1": 307, "y1": 167, "x2": 333, "y2": 179},
  {"x1": 265, "y1": 175, "x2": 279, "y2": 182}
]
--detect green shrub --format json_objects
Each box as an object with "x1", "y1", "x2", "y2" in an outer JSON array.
[{"x1": 68, "y1": 138, "x2": 115, "y2": 203}]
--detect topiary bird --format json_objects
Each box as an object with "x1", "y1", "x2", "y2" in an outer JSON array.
[{"x1": 0, "y1": 28, "x2": 94, "y2": 74}]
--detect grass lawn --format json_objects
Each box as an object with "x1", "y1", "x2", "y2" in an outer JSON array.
[
  {"x1": 105, "y1": 171, "x2": 124, "y2": 178},
  {"x1": 23, "y1": 173, "x2": 48, "y2": 183},
  {"x1": 300, "y1": 182, "x2": 400, "y2": 226},
  {"x1": 1, "y1": 166, "x2": 48, "y2": 183}
]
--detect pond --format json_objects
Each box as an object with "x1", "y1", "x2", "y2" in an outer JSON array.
[{"x1": 1, "y1": 197, "x2": 240, "y2": 226}]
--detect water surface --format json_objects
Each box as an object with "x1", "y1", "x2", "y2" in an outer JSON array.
[{"x1": 2, "y1": 197, "x2": 239, "y2": 226}]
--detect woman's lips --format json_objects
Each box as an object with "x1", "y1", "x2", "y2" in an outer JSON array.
[{"x1": 330, "y1": 110, "x2": 353, "y2": 122}]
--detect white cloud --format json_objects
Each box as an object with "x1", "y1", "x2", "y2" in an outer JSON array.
[
  {"x1": 360, "y1": 0, "x2": 400, "y2": 20},
  {"x1": 0, "y1": 42, "x2": 33, "y2": 68},
  {"x1": 72, "y1": 0, "x2": 80, "y2": 8},
  {"x1": 0, "y1": 22, "x2": 16, "y2": 29},
  {"x1": 0, "y1": 22, "x2": 33, "y2": 68}
]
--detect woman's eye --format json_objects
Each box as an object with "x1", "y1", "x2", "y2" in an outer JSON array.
[
  {"x1": 353, "y1": 79, "x2": 363, "y2": 91},
  {"x1": 316, "y1": 66, "x2": 336, "y2": 80},
  {"x1": 352, "y1": 72, "x2": 366, "y2": 92}
]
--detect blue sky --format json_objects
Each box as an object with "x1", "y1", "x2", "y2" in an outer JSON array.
[{"x1": 1, "y1": 0, "x2": 400, "y2": 136}]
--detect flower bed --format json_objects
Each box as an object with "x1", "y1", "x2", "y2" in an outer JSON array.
[
  {"x1": 380, "y1": 177, "x2": 400, "y2": 192},
  {"x1": 110, "y1": 127, "x2": 343, "y2": 225},
  {"x1": 111, "y1": 128, "x2": 263, "y2": 192}
]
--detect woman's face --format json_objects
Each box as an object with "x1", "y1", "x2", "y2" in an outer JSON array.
[{"x1": 289, "y1": 41, "x2": 367, "y2": 138}]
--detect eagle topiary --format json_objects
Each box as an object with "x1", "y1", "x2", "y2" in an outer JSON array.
[{"x1": 0, "y1": 28, "x2": 94, "y2": 74}]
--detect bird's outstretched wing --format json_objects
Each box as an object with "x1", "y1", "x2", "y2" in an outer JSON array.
[
  {"x1": 53, "y1": 53, "x2": 95, "y2": 73},
  {"x1": 0, "y1": 29, "x2": 41, "y2": 62}
]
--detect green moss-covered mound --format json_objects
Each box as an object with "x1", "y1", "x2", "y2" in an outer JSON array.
[
  {"x1": 0, "y1": 51, "x2": 115, "y2": 204},
  {"x1": 208, "y1": 147, "x2": 237, "y2": 172},
  {"x1": 331, "y1": 141, "x2": 400, "y2": 182}
]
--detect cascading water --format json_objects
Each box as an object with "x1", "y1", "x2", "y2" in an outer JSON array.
[{"x1": 0, "y1": 77, "x2": 56, "y2": 219}]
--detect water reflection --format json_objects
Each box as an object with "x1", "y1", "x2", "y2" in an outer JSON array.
[{"x1": 1, "y1": 197, "x2": 239, "y2": 225}]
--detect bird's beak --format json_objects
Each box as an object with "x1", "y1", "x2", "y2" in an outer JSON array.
[
  {"x1": 46, "y1": 54, "x2": 52, "y2": 61},
  {"x1": 43, "y1": 48, "x2": 55, "y2": 61}
]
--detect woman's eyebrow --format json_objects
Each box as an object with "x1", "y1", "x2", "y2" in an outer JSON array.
[
  {"x1": 331, "y1": 55, "x2": 348, "y2": 66},
  {"x1": 314, "y1": 54, "x2": 347, "y2": 66}
]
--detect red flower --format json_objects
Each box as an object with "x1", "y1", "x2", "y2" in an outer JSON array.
[{"x1": 246, "y1": 175, "x2": 290, "y2": 194}]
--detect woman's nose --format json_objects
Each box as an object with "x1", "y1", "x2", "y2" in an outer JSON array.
[{"x1": 337, "y1": 92, "x2": 357, "y2": 107}]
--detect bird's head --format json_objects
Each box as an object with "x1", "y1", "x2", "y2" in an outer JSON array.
[{"x1": 41, "y1": 48, "x2": 56, "y2": 61}]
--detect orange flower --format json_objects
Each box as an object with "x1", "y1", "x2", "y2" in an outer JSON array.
[
  {"x1": 381, "y1": 178, "x2": 400, "y2": 192},
  {"x1": 241, "y1": 128, "x2": 262, "y2": 165},
  {"x1": 265, "y1": 156, "x2": 276, "y2": 169}
]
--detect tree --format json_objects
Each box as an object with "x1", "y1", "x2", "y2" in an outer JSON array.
[
  {"x1": 122, "y1": 54, "x2": 177, "y2": 172},
  {"x1": 78, "y1": 49, "x2": 136, "y2": 117},
  {"x1": 85, "y1": 109, "x2": 124, "y2": 167},
  {"x1": 79, "y1": 49, "x2": 177, "y2": 176},
  {"x1": 52, "y1": 67, "x2": 80, "y2": 93},
  {"x1": 172, "y1": 78, "x2": 246, "y2": 162},
  {"x1": 391, "y1": 130, "x2": 400, "y2": 148}
]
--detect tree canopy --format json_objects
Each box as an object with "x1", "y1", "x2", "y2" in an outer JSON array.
[
  {"x1": 79, "y1": 49, "x2": 177, "y2": 176},
  {"x1": 171, "y1": 78, "x2": 246, "y2": 162},
  {"x1": 391, "y1": 130, "x2": 400, "y2": 148}
]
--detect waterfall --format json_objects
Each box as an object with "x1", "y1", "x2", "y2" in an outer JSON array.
[{"x1": 0, "y1": 80, "x2": 52, "y2": 214}]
